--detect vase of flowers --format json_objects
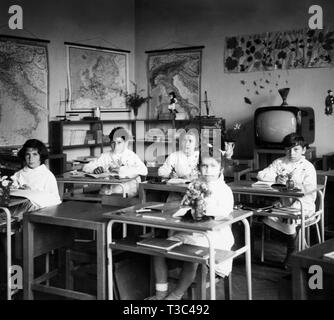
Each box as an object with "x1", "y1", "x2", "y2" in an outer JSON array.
[
  {"x1": 0, "y1": 176, "x2": 12, "y2": 207},
  {"x1": 221, "y1": 122, "x2": 242, "y2": 159},
  {"x1": 120, "y1": 81, "x2": 151, "y2": 119},
  {"x1": 181, "y1": 179, "x2": 211, "y2": 221}
]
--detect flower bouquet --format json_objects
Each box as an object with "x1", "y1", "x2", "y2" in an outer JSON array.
[
  {"x1": 181, "y1": 179, "x2": 212, "y2": 221},
  {"x1": 0, "y1": 176, "x2": 13, "y2": 206},
  {"x1": 120, "y1": 81, "x2": 151, "y2": 118}
]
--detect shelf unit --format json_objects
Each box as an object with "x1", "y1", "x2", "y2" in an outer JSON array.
[
  {"x1": 49, "y1": 120, "x2": 136, "y2": 170},
  {"x1": 49, "y1": 118, "x2": 225, "y2": 174}
]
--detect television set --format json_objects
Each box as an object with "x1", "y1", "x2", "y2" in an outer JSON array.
[{"x1": 254, "y1": 106, "x2": 315, "y2": 149}]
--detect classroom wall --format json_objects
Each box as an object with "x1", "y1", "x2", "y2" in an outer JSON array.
[
  {"x1": 134, "y1": 0, "x2": 334, "y2": 158},
  {"x1": 0, "y1": 0, "x2": 135, "y2": 124}
]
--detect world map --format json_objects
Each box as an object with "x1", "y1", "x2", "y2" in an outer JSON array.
[
  {"x1": 0, "y1": 37, "x2": 49, "y2": 147},
  {"x1": 68, "y1": 46, "x2": 127, "y2": 111},
  {"x1": 147, "y1": 50, "x2": 202, "y2": 119}
]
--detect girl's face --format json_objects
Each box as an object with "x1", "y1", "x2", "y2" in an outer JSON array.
[
  {"x1": 285, "y1": 145, "x2": 306, "y2": 162},
  {"x1": 111, "y1": 137, "x2": 127, "y2": 154},
  {"x1": 200, "y1": 157, "x2": 221, "y2": 182},
  {"x1": 25, "y1": 148, "x2": 41, "y2": 169},
  {"x1": 182, "y1": 134, "x2": 197, "y2": 155}
]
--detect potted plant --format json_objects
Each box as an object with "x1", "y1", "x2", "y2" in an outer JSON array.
[
  {"x1": 120, "y1": 81, "x2": 151, "y2": 118},
  {"x1": 0, "y1": 176, "x2": 12, "y2": 206}
]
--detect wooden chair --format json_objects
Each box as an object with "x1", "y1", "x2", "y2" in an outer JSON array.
[{"x1": 260, "y1": 174, "x2": 328, "y2": 262}]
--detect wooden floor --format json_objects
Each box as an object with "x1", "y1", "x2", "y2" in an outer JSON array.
[{"x1": 2, "y1": 228, "x2": 332, "y2": 300}]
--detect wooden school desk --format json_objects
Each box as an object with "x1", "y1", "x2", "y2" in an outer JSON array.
[
  {"x1": 228, "y1": 180, "x2": 324, "y2": 250},
  {"x1": 23, "y1": 201, "x2": 111, "y2": 300},
  {"x1": 0, "y1": 196, "x2": 29, "y2": 300},
  {"x1": 291, "y1": 238, "x2": 334, "y2": 299},
  {"x1": 105, "y1": 201, "x2": 253, "y2": 300},
  {"x1": 138, "y1": 182, "x2": 188, "y2": 203},
  {"x1": 56, "y1": 172, "x2": 134, "y2": 201}
]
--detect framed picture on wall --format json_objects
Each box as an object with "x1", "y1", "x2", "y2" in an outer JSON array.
[
  {"x1": 146, "y1": 46, "x2": 204, "y2": 119},
  {"x1": 0, "y1": 35, "x2": 50, "y2": 147},
  {"x1": 65, "y1": 42, "x2": 130, "y2": 112}
]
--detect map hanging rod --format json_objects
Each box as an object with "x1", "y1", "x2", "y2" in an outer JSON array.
[
  {"x1": 145, "y1": 45, "x2": 204, "y2": 54},
  {"x1": 0, "y1": 34, "x2": 50, "y2": 43},
  {"x1": 64, "y1": 42, "x2": 130, "y2": 53}
]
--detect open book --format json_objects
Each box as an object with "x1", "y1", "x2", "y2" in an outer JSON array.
[
  {"x1": 85, "y1": 172, "x2": 119, "y2": 179},
  {"x1": 136, "y1": 238, "x2": 182, "y2": 251}
]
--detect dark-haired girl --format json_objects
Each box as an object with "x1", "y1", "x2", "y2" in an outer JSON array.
[{"x1": 11, "y1": 139, "x2": 61, "y2": 214}]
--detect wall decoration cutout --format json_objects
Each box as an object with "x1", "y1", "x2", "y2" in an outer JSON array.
[
  {"x1": 240, "y1": 71, "x2": 290, "y2": 107},
  {"x1": 225, "y1": 28, "x2": 334, "y2": 73},
  {"x1": 146, "y1": 46, "x2": 203, "y2": 119},
  {"x1": 0, "y1": 35, "x2": 50, "y2": 146},
  {"x1": 66, "y1": 42, "x2": 130, "y2": 112}
]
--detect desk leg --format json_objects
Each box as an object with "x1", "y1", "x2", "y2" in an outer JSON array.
[
  {"x1": 292, "y1": 260, "x2": 307, "y2": 300},
  {"x1": 203, "y1": 235, "x2": 216, "y2": 300},
  {"x1": 107, "y1": 221, "x2": 114, "y2": 300},
  {"x1": 57, "y1": 182, "x2": 64, "y2": 201},
  {"x1": 241, "y1": 218, "x2": 252, "y2": 300},
  {"x1": 139, "y1": 184, "x2": 146, "y2": 204},
  {"x1": 96, "y1": 225, "x2": 106, "y2": 300},
  {"x1": 23, "y1": 219, "x2": 34, "y2": 300}
]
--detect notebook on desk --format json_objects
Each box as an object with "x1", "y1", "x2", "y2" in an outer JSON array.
[{"x1": 251, "y1": 181, "x2": 274, "y2": 189}]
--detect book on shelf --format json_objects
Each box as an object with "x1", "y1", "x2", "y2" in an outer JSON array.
[
  {"x1": 136, "y1": 238, "x2": 182, "y2": 251},
  {"x1": 323, "y1": 251, "x2": 334, "y2": 262},
  {"x1": 85, "y1": 172, "x2": 119, "y2": 179},
  {"x1": 240, "y1": 202, "x2": 274, "y2": 211},
  {"x1": 169, "y1": 244, "x2": 209, "y2": 259}
]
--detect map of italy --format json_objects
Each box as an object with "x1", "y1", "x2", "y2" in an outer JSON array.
[
  {"x1": 0, "y1": 39, "x2": 48, "y2": 147},
  {"x1": 148, "y1": 51, "x2": 200, "y2": 119}
]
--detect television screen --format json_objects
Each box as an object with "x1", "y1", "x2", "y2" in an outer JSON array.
[
  {"x1": 254, "y1": 106, "x2": 314, "y2": 148},
  {"x1": 256, "y1": 110, "x2": 297, "y2": 143}
]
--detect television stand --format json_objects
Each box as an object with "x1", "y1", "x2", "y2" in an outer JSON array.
[{"x1": 253, "y1": 147, "x2": 316, "y2": 171}]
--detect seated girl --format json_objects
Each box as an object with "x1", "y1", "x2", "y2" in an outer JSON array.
[
  {"x1": 257, "y1": 133, "x2": 317, "y2": 266},
  {"x1": 0, "y1": 139, "x2": 61, "y2": 284},
  {"x1": 148, "y1": 155, "x2": 234, "y2": 300},
  {"x1": 158, "y1": 130, "x2": 200, "y2": 182},
  {"x1": 83, "y1": 127, "x2": 147, "y2": 197},
  {"x1": 10, "y1": 139, "x2": 62, "y2": 219}
]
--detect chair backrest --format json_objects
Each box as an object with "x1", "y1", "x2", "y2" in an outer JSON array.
[{"x1": 315, "y1": 174, "x2": 328, "y2": 211}]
